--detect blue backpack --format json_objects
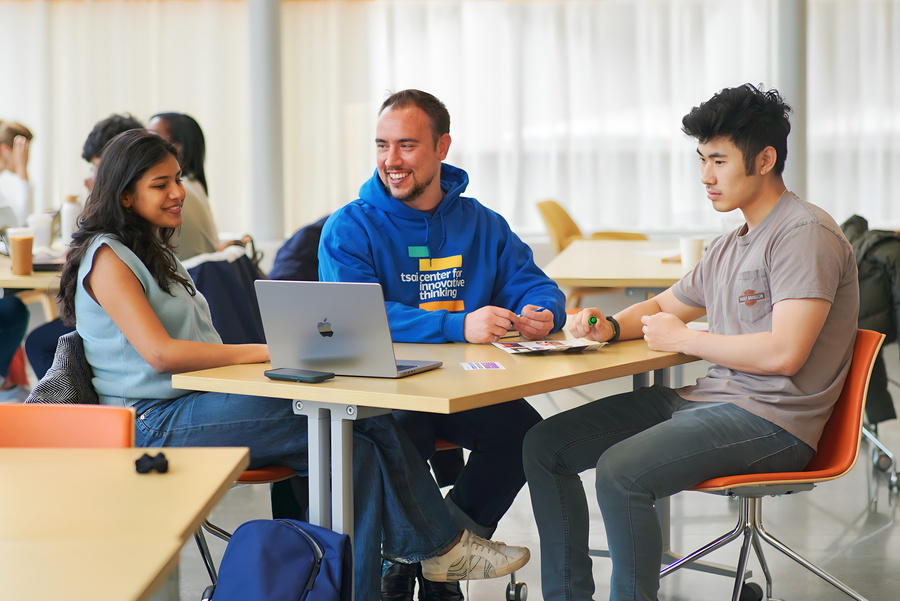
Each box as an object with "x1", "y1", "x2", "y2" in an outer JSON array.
[{"x1": 211, "y1": 519, "x2": 352, "y2": 601}]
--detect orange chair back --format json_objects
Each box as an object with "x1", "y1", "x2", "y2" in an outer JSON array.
[
  {"x1": 804, "y1": 329, "x2": 884, "y2": 475},
  {"x1": 536, "y1": 200, "x2": 584, "y2": 254},
  {"x1": 0, "y1": 404, "x2": 135, "y2": 448},
  {"x1": 694, "y1": 329, "x2": 884, "y2": 490}
]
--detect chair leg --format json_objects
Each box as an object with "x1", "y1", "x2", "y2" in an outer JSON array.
[
  {"x1": 862, "y1": 425, "x2": 899, "y2": 490},
  {"x1": 660, "y1": 496, "x2": 749, "y2": 579},
  {"x1": 752, "y1": 498, "x2": 870, "y2": 601},
  {"x1": 194, "y1": 528, "x2": 218, "y2": 585}
]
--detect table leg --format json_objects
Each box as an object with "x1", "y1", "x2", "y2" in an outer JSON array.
[{"x1": 292, "y1": 400, "x2": 391, "y2": 535}]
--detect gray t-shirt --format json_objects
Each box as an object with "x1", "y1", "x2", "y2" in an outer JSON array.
[{"x1": 672, "y1": 191, "x2": 859, "y2": 449}]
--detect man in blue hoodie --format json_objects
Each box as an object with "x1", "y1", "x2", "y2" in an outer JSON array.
[{"x1": 319, "y1": 89, "x2": 566, "y2": 601}]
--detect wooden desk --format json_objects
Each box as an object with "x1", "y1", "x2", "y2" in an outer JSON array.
[
  {"x1": 0, "y1": 255, "x2": 60, "y2": 290},
  {"x1": 0, "y1": 539, "x2": 183, "y2": 601},
  {"x1": 0, "y1": 447, "x2": 250, "y2": 601},
  {"x1": 173, "y1": 339, "x2": 696, "y2": 536},
  {"x1": 543, "y1": 239, "x2": 684, "y2": 289}
]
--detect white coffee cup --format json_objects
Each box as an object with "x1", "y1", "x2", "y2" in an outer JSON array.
[
  {"x1": 26, "y1": 212, "x2": 54, "y2": 251},
  {"x1": 679, "y1": 237, "x2": 705, "y2": 275}
]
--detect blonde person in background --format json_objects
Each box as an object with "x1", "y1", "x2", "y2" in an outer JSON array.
[
  {"x1": 0, "y1": 120, "x2": 33, "y2": 226},
  {"x1": 0, "y1": 120, "x2": 33, "y2": 400}
]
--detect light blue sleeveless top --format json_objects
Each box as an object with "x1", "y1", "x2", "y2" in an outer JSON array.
[{"x1": 75, "y1": 234, "x2": 222, "y2": 407}]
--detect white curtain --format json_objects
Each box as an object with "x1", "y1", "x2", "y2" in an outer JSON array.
[{"x1": 1, "y1": 0, "x2": 898, "y2": 241}]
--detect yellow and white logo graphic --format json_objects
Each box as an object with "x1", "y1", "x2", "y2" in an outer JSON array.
[{"x1": 400, "y1": 254, "x2": 466, "y2": 312}]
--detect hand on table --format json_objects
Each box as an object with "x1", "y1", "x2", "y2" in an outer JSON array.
[
  {"x1": 568, "y1": 308, "x2": 615, "y2": 342},
  {"x1": 514, "y1": 304, "x2": 554, "y2": 340},
  {"x1": 464, "y1": 305, "x2": 520, "y2": 344}
]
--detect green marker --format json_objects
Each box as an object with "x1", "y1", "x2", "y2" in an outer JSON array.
[{"x1": 588, "y1": 316, "x2": 598, "y2": 326}]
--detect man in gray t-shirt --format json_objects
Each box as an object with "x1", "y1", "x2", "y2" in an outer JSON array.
[{"x1": 523, "y1": 84, "x2": 860, "y2": 601}]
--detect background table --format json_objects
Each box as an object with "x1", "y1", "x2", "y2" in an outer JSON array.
[
  {"x1": 0, "y1": 255, "x2": 60, "y2": 290},
  {"x1": 0, "y1": 447, "x2": 250, "y2": 601},
  {"x1": 543, "y1": 238, "x2": 685, "y2": 289}
]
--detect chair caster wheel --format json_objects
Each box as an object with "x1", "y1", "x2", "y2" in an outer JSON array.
[
  {"x1": 200, "y1": 584, "x2": 215, "y2": 601},
  {"x1": 874, "y1": 450, "x2": 893, "y2": 472},
  {"x1": 739, "y1": 581, "x2": 763, "y2": 601},
  {"x1": 506, "y1": 580, "x2": 527, "y2": 601}
]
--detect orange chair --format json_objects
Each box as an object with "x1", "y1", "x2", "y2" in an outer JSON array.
[
  {"x1": 660, "y1": 329, "x2": 885, "y2": 601},
  {"x1": 0, "y1": 403, "x2": 135, "y2": 447}
]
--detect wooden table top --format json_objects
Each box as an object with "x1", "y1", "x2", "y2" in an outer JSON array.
[
  {"x1": 173, "y1": 338, "x2": 697, "y2": 414},
  {"x1": 543, "y1": 238, "x2": 686, "y2": 288},
  {"x1": 0, "y1": 255, "x2": 61, "y2": 290},
  {"x1": 0, "y1": 447, "x2": 249, "y2": 542}
]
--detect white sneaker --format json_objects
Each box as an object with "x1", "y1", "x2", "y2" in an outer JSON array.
[{"x1": 420, "y1": 529, "x2": 530, "y2": 582}]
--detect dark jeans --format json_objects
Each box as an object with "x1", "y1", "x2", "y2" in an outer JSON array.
[
  {"x1": 524, "y1": 385, "x2": 814, "y2": 601},
  {"x1": 393, "y1": 398, "x2": 542, "y2": 537},
  {"x1": 0, "y1": 296, "x2": 29, "y2": 378},
  {"x1": 24, "y1": 318, "x2": 75, "y2": 379}
]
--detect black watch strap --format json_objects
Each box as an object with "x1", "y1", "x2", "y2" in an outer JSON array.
[{"x1": 605, "y1": 315, "x2": 621, "y2": 342}]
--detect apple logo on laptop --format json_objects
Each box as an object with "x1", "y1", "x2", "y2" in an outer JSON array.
[{"x1": 317, "y1": 318, "x2": 334, "y2": 337}]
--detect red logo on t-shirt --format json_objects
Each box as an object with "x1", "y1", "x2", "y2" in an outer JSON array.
[{"x1": 739, "y1": 289, "x2": 765, "y2": 307}]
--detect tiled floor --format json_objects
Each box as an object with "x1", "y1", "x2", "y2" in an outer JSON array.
[{"x1": 177, "y1": 346, "x2": 900, "y2": 601}]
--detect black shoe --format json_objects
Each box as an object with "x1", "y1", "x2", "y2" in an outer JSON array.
[
  {"x1": 417, "y1": 564, "x2": 464, "y2": 601},
  {"x1": 382, "y1": 560, "x2": 418, "y2": 601}
]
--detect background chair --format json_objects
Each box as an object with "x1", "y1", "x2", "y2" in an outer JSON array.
[
  {"x1": 536, "y1": 199, "x2": 648, "y2": 307},
  {"x1": 660, "y1": 329, "x2": 884, "y2": 601},
  {"x1": 0, "y1": 403, "x2": 134, "y2": 447}
]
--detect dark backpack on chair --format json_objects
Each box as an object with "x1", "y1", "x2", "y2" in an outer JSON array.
[{"x1": 211, "y1": 518, "x2": 352, "y2": 601}]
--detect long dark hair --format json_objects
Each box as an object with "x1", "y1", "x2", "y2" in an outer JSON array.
[
  {"x1": 150, "y1": 112, "x2": 208, "y2": 194},
  {"x1": 59, "y1": 129, "x2": 195, "y2": 325}
]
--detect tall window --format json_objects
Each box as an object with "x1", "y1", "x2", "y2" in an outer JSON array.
[{"x1": 1, "y1": 0, "x2": 897, "y2": 239}]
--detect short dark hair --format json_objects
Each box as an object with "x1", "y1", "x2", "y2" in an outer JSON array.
[
  {"x1": 149, "y1": 112, "x2": 208, "y2": 194},
  {"x1": 379, "y1": 89, "x2": 450, "y2": 145},
  {"x1": 681, "y1": 84, "x2": 792, "y2": 176},
  {"x1": 81, "y1": 113, "x2": 144, "y2": 162}
]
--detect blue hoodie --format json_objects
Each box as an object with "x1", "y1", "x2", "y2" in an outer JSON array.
[{"x1": 318, "y1": 163, "x2": 566, "y2": 343}]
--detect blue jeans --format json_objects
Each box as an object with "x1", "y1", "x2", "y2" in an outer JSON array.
[
  {"x1": 130, "y1": 393, "x2": 460, "y2": 599},
  {"x1": 0, "y1": 296, "x2": 29, "y2": 378},
  {"x1": 523, "y1": 385, "x2": 814, "y2": 601},
  {"x1": 393, "y1": 398, "x2": 542, "y2": 537}
]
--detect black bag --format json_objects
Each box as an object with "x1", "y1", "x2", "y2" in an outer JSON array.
[{"x1": 211, "y1": 519, "x2": 352, "y2": 601}]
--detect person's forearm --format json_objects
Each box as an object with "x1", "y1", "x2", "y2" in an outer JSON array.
[
  {"x1": 144, "y1": 340, "x2": 267, "y2": 374},
  {"x1": 678, "y1": 330, "x2": 807, "y2": 376},
  {"x1": 611, "y1": 297, "x2": 664, "y2": 340}
]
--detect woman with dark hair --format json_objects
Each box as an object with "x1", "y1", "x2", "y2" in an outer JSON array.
[
  {"x1": 147, "y1": 112, "x2": 219, "y2": 258},
  {"x1": 59, "y1": 129, "x2": 530, "y2": 600}
]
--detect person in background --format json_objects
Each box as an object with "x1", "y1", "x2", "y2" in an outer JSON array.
[
  {"x1": 319, "y1": 89, "x2": 564, "y2": 601},
  {"x1": 147, "y1": 112, "x2": 220, "y2": 258},
  {"x1": 522, "y1": 83, "x2": 860, "y2": 601},
  {"x1": 58, "y1": 128, "x2": 531, "y2": 600},
  {"x1": 0, "y1": 120, "x2": 33, "y2": 225},
  {"x1": 0, "y1": 120, "x2": 34, "y2": 400},
  {"x1": 24, "y1": 114, "x2": 144, "y2": 380}
]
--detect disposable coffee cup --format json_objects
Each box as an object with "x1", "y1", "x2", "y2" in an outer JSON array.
[
  {"x1": 7, "y1": 227, "x2": 34, "y2": 275},
  {"x1": 679, "y1": 236, "x2": 704, "y2": 275},
  {"x1": 26, "y1": 213, "x2": 53, "y2": 251}
]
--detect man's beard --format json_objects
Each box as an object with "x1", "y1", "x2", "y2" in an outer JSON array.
[{"x1": 383, "y1": 173, "x2": 435, "y2": 205}]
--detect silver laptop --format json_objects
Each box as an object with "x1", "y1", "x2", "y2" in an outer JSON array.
[{"x1": 255, "y1": 280, "x2": 443, "y2": 378}]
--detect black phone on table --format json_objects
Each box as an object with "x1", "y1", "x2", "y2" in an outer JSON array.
[{"x1": 264, "y1": 368, "x2": 335, "y2": 383}]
